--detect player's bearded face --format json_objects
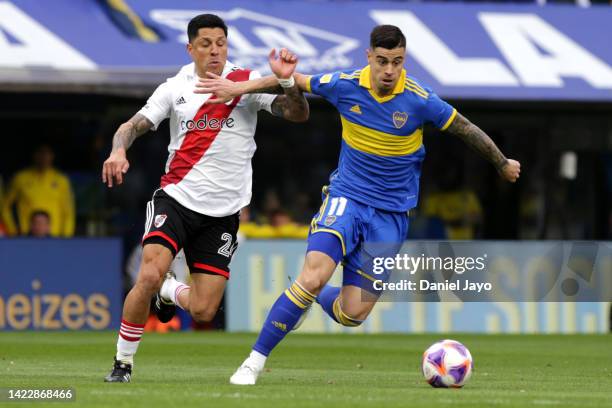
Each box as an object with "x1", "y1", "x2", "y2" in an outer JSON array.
[
  {"x1": 367, "y1": 47, "x2": 405, "y2": 95},
  {"x1": 187, "y1": 28, "x2": 228, "y2": 76}
]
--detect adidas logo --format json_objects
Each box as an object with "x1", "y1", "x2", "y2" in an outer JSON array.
[
  {"x1": 272, "y1": 321, "x2": 287, "y2": 332},
  {"x1": 350, "y1": 104, "x2": 362, "y2": 114},
  {"x1": 176, "y1": 96, "x2": 186, "y2": 105}
]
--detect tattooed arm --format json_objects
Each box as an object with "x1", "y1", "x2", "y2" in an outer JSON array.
[
  {"x1": 102, "y1": 113, "x2": 154, "y2": 187},
  {"x1": 260, "y1": 48, "x2": 309, "y2": 122},
  {"x1": 446, "y1": 112, "x2": 521, "y2": 182},
  {"x1": 269, "y1": 79, "x2": 309, "y2": 122}
]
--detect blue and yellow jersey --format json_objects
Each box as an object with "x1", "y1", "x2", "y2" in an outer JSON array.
[{"x1": 306, "y1": 66, "x2": 456, "y2": 212}]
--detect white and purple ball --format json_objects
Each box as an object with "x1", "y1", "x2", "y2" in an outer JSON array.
[{"x1": 422, "y1": 339, "x2": 473, "y2": 388}]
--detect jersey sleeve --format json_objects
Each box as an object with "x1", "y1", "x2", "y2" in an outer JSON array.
[
  {"x1": 138, "y1": 81, "x2": 172, "y2": 130},
  {"x1": 244, "y1": 70, "x2": 276, "y2": 113},
  {"x1": 421, "y1": 90, "x2": 457, "y2": 131},
  {"x1": 305, "y1": 72, "x2": 342, "y2": 106}
]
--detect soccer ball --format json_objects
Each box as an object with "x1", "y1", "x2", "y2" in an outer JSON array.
[{"x1": 422, "y1": 339, "x2": 473, "y2": 388}]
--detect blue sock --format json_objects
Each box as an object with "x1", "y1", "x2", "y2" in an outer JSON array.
[
  {"x1": 317, "y1": 285, "x2": 341, "y2": 323},
  {"x1": 253, "y1": 282, "x2": 315, "y2": 356}
]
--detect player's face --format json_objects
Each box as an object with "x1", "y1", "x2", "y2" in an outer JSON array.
[
  {"x1": 187, "y1": 27, "x2": 228, "y2": 76},
  {"x1": 367, "y1": 47, "x2": 405, "y2": 95}
]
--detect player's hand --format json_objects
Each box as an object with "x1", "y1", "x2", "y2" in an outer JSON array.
[
  {"x1": 268, "y1": 48, "x2": 298, "y2": 80},
  {"x1": 499, "y1": 159, "x2": 521, "y2": 183},
  {"x1": 195, "y1": 72, "x2": 239, "y2": 104},
  {"x1": 102, "y1": 149, "x2": 130, "y2": 188}
]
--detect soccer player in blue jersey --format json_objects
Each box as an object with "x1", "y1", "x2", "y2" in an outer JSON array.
[{"x1": 197, "y1": 25, "x2": 521, "y2": 385}]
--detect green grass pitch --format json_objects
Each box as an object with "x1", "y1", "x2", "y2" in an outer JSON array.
[{"x1": 1, "y1": 332, "x2": 611, "y2": 407}]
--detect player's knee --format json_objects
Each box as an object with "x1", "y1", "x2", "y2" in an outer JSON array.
[
  {"x1": 298, "y1": 273, "x2": 327, "y2": 294},
  {"x1": 136, "y1": 259, "x2": 165, "y2": 293},
  {"x1": 136, "y1": 271, "x2": 162, "y2": 294},
  {"x1": 299, "y1": 260, "x2": 333, "y2": 294},
  {"x1": 190, "y1": 305, "x2": 218, "y2": 323}
]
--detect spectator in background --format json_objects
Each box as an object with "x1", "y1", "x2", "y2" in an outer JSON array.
[
  {"x1": 239, "y1": 206, "x2": 310, "y2": 239},
  {"x1": 1, "y1": 144, "x2": 75, "y2": 237},
  {"x1": 28, "y1": 210, "x2": 51, "y2": 238},
  {"x1": 238, "y1": 206, "x2": 277, "y2": 239},
  {"x1": 270, "y1": 208, "x2": 309, "y2": 239},
  {"x1": 423, "y1": 166, "x2": 483, "y2": 240}
]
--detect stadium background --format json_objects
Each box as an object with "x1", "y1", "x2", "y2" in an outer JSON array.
[{"x1": 0, "y1": 0, "x2": 610, "y2": 335}]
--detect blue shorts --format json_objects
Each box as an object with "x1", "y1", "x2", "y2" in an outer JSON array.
[{"x1": 307, "y1": 188, "x2": 409, "y2": 294}]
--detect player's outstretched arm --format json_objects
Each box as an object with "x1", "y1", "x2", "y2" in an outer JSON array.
[
  {"x1": 196, "y1": 49, "x2": 309, "y2": 122},
  {"x1": 446, "y1": 112, "x2": 521, "y2": 183},
  {"x1": 195, "y1": 72, "x2": 279, "y2": 102},
  {"x1": 196, "y1": 72, "x2": 310, "y2": 101},
  {"x1": 195, "y1": 48, "x2": 311, "y2": 107},
  {"x1": 102, "y1": 113, "x2": 154, "y2": 188}
]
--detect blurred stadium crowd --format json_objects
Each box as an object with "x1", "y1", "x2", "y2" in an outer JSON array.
[{"x1": 1, "y1": 99, "x2": 610, "y2": 245}]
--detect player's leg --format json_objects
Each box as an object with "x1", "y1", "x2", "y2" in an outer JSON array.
[
  {"x1": 161, "y1": 272, "x2": 227, "y2": 323},
  {"x1": 104, "y1": 243, "x2": 173, "y2": 383},
  {"x1": 317, "y1": 279, "x2": 379, "y2": 327},
  {"x1": 320, "y1": 209, "x2": 410, "y2": 327},
  {"x1": 159, "y1": 211, "x2": 238, "y2": 323},
  {"x1": 230, "y1": 191, "x2": 359, "y2": 385},
  {"x1": 253, "y1": 249, "x2": 337, "y2": 352},
  {"x1": 229, "y1": 249, "x2": 338, "y2": 385},
  {"x1": 317, "y1": 245, "x2": 383, "y2": 326},
  {"x1": 105, "y1": 190, "x2": 186, "y2": 383}
]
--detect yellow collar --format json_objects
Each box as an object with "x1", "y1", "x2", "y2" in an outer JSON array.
[{"x1": 359, "y1": 65, "x2": 406, "y2": 95}]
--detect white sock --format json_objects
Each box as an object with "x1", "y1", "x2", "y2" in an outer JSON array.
[
  {"x1": 116, "y1": 319, "x2": 144, "y2": 364},
  {"x1": 248, "y1": 350, "x2": 267, "y2": 370},
  {"x1": 160, "y1": 277, "x2": 189, "y2": 309}
]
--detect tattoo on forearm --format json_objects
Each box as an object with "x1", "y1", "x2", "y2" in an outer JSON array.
[
  {"x1": 112, "y1": 113, "x2": 153, "y2": 152},
  {"x1": 271, "y1": 85, "x2": 309, "y2": 121},
  {"x1": 446, "y1": 112, "x2": 507, "y2": 170}
]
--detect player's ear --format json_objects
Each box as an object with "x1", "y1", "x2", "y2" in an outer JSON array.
[
  {"x1": 186, "y1": 42, "x2": 193, "y2": 57},
  {"x1": 366, "y1": 48, "x2": 373, "y2": 63}
]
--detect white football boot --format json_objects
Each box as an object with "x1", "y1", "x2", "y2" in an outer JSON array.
[{"x1": 229, "y1": 358, "x2": 263, "y2": 385}]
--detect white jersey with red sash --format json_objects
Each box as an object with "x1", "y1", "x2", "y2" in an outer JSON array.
[{"x1": 139, "y1": 61, "x2": 275, "y2": 217}]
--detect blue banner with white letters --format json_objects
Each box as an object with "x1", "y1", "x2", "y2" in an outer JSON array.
[
  {"x1": 1, "y1": 0, "x2": 612, "y2": 100},
  {"x1": 0, "y1": 239, "x2": 122, "y2": 331},
  {"x1": 227, "y1": 241, "x2": 610, "y2": 333}
]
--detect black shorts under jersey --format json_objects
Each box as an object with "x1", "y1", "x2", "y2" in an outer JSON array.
[{"x1": 142, "y1": 189, "x2": 239, "y2": 279}]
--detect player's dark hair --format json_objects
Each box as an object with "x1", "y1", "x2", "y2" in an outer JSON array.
[
  {"x1": 187, "y1": 14, "x2": 228, "y2": 42},
  {"x1": 370, "y1": 25, "x2": 406, "y2": 50}
]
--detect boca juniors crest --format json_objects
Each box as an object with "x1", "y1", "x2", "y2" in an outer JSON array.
[{"x1": 393, "y1": 111, "x2": 408, "y2": 129}]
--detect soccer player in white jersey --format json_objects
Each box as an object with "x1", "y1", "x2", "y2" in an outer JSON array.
[{"x1": 102, "y1": 14, "x2": 309, "y2": 382}]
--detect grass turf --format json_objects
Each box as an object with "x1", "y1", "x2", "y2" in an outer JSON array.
[{"x1": 0, "y1": 332, "x2": 611, "y2": 407}]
